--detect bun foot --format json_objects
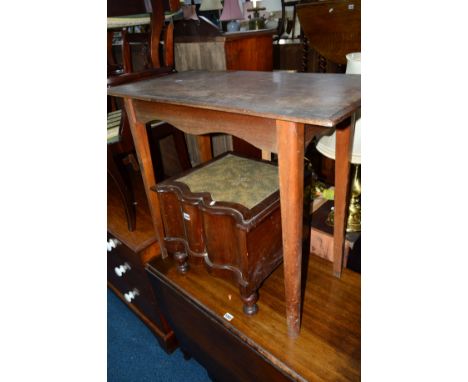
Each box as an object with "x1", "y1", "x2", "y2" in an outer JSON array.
[
  {"x1": 240, "y1": 290, "x2": 259, "y2": 315},
  {"x1": 174, "y1": 251, "x2": 189, "y2": 273},
  {"x1": 243, "y1": 303, "x2": 258, "y2": 315}
]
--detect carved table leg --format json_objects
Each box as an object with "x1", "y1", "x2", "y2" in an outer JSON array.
[
  {"x1": 333, "y1": 116, "x2": 354, "y2": 277},
  {"x1": 277, "y1": 120, "x2": 304, "y2": 338},
  {"x1": 124, "y1": 98, "x2": 168, "y2": 258}
]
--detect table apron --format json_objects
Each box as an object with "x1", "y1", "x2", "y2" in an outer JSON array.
[{"x1": 133, "y1": 99, "x2": 303, "y2": 153}]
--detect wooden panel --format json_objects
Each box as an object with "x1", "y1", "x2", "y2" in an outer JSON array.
[
  {"x1": 133, "y1": 100, "x2": 278, "y2": 153},
  {"x1": 175, "y1": 42, "x2": 226, "y2": 71},
  {"x1": 297, "y1": 0, "x2": 361, "y2": 65},
  {"x1": 108, "y1": 71, "x2": 361, "y2": 127},
  {"x1": 147, "y1": 253, "x2": 361, "y2": 381},
  {"x1": 225, "y1": 34, "x2": 273, "y2": 71}
]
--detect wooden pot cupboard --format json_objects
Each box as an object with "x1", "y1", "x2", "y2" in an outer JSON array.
[{"x1": 156, "y1": 153, "x2": 283, "y2": 315}]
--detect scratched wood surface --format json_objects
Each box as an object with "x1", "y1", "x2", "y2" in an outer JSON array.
[
  {"x1": 107, "y1": 71, "x2": 361, "y2": 127},
  {"x1": 147, "y1": 253, "x2": 361, "y2": 381}
]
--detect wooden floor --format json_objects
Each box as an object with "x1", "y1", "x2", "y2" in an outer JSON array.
[{"x1": 149, "y1": 251, "x2": 361, "y2": 381}]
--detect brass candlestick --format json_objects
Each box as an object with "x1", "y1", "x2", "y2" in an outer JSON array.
[
  {"x1": 247, "y1": 7, "x2": 266, "y2": 30},
  {"x1": 326, "y1": 164, "x2": 361, "y2": 232}
]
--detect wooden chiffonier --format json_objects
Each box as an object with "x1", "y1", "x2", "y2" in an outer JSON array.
[{"x1": 107, "y1": 171, "x2": 177, "y2": 353}]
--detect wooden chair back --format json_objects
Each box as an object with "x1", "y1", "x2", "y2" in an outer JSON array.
[
  {"x1": 107, "y1": 0, "x2": 179, "y2": 85},
  {"x1": 107, "y1": 0, "x2": 191, "y2": 181}
]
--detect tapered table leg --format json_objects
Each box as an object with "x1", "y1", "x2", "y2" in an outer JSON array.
[
  {"x1": 277, "y1": 120, "x2": 304, "y2": 338},
  {"x1": 196, "y1": 135, "x2": 212, "y2": 163},
  {"x1": 124, "y1": 98, "x2": 168, "y2": 258},
  {"x1": 333, "y1": 117, "x2": 354, "y2": 277}
]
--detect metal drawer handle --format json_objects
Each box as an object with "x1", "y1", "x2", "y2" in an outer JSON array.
[
  {"x1": 124, "y1": 288, "x2": 140, "y2": 303},
  {"x1": 107, "y1": 238, "x2": 121, "y2": 252},
  {"x1": 114, "y1": 262, "x2": 131, "y2": 277}
]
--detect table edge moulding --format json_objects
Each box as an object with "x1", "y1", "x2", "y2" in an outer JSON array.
[{"x1": 107, "y1": 70, "x2": 361, "y2": 338}]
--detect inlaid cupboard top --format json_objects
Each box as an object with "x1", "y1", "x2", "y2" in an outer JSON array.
[{"x1": 107, "y1": 71, "x2": 361, "y2": 127}]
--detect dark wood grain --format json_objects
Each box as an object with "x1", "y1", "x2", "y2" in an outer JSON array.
[
  {"x1": 107, "y1": 0, "x2": 149, "y2": 17},
  {"x1": 147, "y1": 253, "x2": 361, "y2": 381},
  {"x1": 225, "y1": 34, "x2": 273, "y2": 72},
  {"x1": 108, "y1": 71, "x2": 361, "y2": 127},
  {"x1": 297, "y1": 0, "x2": 361, "y2": 65},
  {"x1": 107, "y1": 0, "x2": 179, "y2": 17}
]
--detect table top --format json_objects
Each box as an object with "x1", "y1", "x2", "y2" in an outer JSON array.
[{"x1": 107, "y1": 70, "x2": 361, "y2": 127}]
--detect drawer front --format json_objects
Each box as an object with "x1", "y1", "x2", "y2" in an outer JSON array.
[
  {"x1": 107, "y1": 234, "x2": 167, "y2": 330},
  {"x1": 107, "y1": 233, "x2": 143, "y2": 270}
]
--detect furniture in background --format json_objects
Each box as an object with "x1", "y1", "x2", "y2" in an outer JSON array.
[
  {"x1": 108, "y1": 170, "x2": 177, "y2": 353},
  {"x1": 297, "y1": 0, "x2": 360, "y2": 70},
  {"x1": 108, "y1": 70, "x2": 361, "y2": 337},
  {"x1": 274, "y1": 0, "x2": 360, "y2": 75},
  {"x1": 220, "y1": 0, "x2": 244, "y2": 32},
  {"x1": 297, "y1": 0, "x2": 361, "y2": 184},
  {"x1": 107, "y1": 0, "x2": 192, "y2": 231},
  {"x1": 173, "y1": 17, "x2": 276, "y2": 161},
  {"x1": 277, "y1": 0, "x2": 301, "y2": 40},
  {"x1": 107, "y1": 0, "x2": 188, "y2": 348},
  {"x1": 316, "y1": 52, "x2": 361, "y2": 232}
]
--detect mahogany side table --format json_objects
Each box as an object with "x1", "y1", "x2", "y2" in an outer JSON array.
[{"x1": 108, "y1": 70, "x2": 361, "y2": 338}]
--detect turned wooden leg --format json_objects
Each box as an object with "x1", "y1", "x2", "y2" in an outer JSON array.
[
  {"x1": 333, "y1": 117, "x2": 354, "y2": 278},
  {"x1": 124, "y1": 98, "x2": 168, "y2": 258},
  {"x1": 277, "y1": 120, "x2": 304, "y2": 338},
  {"x1": 174, "y1": 251, "x2": 189, "y2": 274},
  {"x1": 240, "y1": 288, "x2": 259, "y2": 315}
]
